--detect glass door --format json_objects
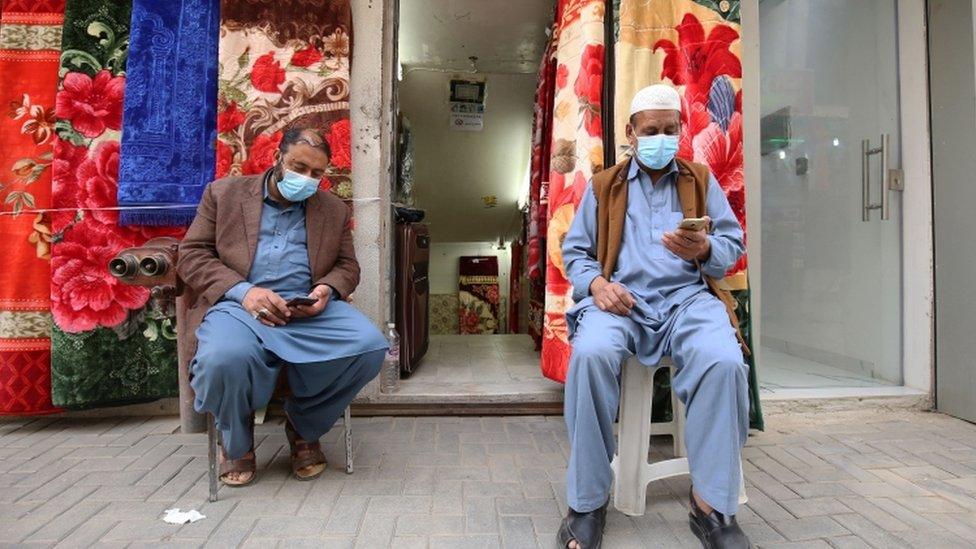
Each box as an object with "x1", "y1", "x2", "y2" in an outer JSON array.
[{"x1": 758, "y1": 0, "x2": 903, "y2": 389}]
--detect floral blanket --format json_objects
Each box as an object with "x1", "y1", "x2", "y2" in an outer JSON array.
[
  {"x1": 540, "y1": 0, "x2": 607, "y2": 382},
  {"x1": 216, "y1": 0, "x2": 353, "y2": 197},
  {"x1": 458, "y1": 256, "x2": 500, "y2": 335},
  {"x1": 614, "y1": 0, "x2": 746, "y2": 285},
  {"x1": 50, "y1": 0, "x2": 184, "y2": 408},
  {"x1": 613, "y1": 0, "x2": 761, "y2": 428},
  {"x1": 0, "y1": 0, "x2": 63, "y2": 415},
  {"x1": 116, "y1": 0, "x2": 219, "y2": 226}
]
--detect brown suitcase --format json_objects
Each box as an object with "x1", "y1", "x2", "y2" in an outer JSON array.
[{"x1": 395, "y1": 223, "x2": 430, "y2": 374}]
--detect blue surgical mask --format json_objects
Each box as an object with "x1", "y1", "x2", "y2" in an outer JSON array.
[
  {"x1": 276, "y1": 167, "x2": 319, "y2": 202},
  {"x1": 635, "y1": 135, "x2": 679, "y2": 170}
]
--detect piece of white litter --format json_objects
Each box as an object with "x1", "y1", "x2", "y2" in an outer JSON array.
[{"x1": 163, "y1": 508, "x2": 206, "y2": 525}]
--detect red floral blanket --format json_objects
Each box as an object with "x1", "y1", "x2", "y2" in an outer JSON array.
[
  {"x1": 216, "y1": 0, "x2": 353, "y2": 197},
  {"x1": 458, "y1": 256, "x2": 500, "y2": 335},
  {"x1": 0, "y1": 0, "x2": 64, "y2": 415}
]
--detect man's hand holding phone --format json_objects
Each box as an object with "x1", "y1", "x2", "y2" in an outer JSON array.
[
  {"x1": 289, "y1": 285, "x2": 332, "y2": 319},
  {"x1": 664, "y1": 216, "x2": 712, "y2": 262}
]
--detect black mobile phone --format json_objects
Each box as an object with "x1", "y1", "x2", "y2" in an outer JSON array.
[{"x1": 286, "y1": 296, "x2": 318, "y2": 307}]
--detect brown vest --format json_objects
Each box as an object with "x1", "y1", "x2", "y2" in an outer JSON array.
[{"x1": 590, "y1": 157, "x2": 750, "y2": 355}]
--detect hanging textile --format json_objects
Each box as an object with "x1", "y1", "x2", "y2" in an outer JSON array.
[
  {"x1": 216, "y1": 0, "x2": 353, "y2": 197},
  {"x1": 527, "y1": 35, "x2": 557, "y2": 349},
  {"x1": 458, "y1": 256, "x2": 500, "y2": 335},
  {"x1": 540, "y1": 0, "x2": 607, "y2": 382},
  {"x1": 396, "y1": 114, "x2": 415, "y2": 205},
  {"x1": 50, "y1": 0, "x2": 184, "y2": 408},
  {"x1": 115, "y1": 0, "x2": 219, "y2": 226},
  {"x1": 508, "y1": 240, "x2": 523, "y2": 334},
  {"x1": 614, "y1": 0, "x2": 761, "y2": 429},
  {"x1": 0, "y1": 0, "x2": 64, "y2": 415}
]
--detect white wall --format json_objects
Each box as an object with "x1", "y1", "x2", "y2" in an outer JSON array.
[
  {"x1": 349, "y1": 0, "x2": 395, "y2": 401},
  {"x1": 398, "y1": 70, "x2": 533, "y2": 243}
]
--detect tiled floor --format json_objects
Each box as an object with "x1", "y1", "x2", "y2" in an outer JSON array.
[
  {"x1": 757, "y1": 347, "x2": 893, "y2": 392},
  {"x1": 396, "y1": 335, "x2": 563, "y2": 400},
  {"x1": 3, "y1": 409, "x2": 976, "y2": 547},
  {"x1": 399, "y1": 337, "x2": 897, "y2": 402}
]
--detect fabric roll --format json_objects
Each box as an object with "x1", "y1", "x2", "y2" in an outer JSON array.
[
  {"x1": 508, "y1": 240, "x2": 523, "y2": 334},
  {"x1": 216, "y1": 0, "x2": 353, "y2": 198},
  {"x1": 614, "y1": 0, "x2": 760, "y2": 429},
  {"x1": 0, "y1": 0, "x2": 64, "y2": 415},
  {"x1": 50, "y1": 0, "x2": 184, "y2": 409},
  {"x1": 527, "y1": 36, "x2": 557, "y2": 349},
  {"x1": 540, "y1": 0, "x2": 607, "y2": 383},
  {"x1": 116, "y1": 0, "x2": 220, "y2": 226},
  {"x1": 458, "y1": 256, "x2": 500, "y2": 335}
]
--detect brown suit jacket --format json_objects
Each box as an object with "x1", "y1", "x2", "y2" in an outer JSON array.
[{"x1": 175, "y1": 173, "x2": 360, "y2": 371}]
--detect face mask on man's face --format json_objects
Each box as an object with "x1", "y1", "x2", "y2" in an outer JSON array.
[
  {"x1": 634, "y1": 134, "x2": 679, "y2": 170},
  {"x1": 276, "y1": 163, "x2": 320, "y2": 202}
]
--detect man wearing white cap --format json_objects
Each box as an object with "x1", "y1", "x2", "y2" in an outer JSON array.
[{"x1": 557, "y1": 84, "x2": 751, "y2": 549}]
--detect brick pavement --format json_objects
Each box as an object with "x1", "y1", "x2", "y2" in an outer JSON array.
[{"x1": 2, "y1": 409, "x2": 975, "y2": 547}]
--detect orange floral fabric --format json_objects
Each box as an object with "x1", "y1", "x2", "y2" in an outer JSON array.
[{"x1": 540, "y1": 0, "x2": 607, "y2": 382}]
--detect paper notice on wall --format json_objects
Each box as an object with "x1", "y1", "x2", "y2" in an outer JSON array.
[{"x1": 450, "y1": 102, "x2": 484, "y2": 131}]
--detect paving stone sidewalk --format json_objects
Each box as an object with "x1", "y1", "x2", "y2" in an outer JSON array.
[{"x1": 2, "y1": 409, "x2": 976, "y2": 548}]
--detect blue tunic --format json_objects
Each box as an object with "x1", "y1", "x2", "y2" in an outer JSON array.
[
  {"x1": 559, "y1": 158, "x2": 749, "y2": 516},
  {"x1": 190, "y1": 176, "x2": 387, "y2": 458},
  {"x1": 204, "y1": 178, "x2": 387, "y2": 365},
  {"x1": 562, "y1": 158, "x2": 745, "y2": 365}
]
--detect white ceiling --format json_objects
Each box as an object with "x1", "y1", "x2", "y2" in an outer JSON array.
[{"x1": 398, "y1": 0, "x2": 554, "y2": 74}]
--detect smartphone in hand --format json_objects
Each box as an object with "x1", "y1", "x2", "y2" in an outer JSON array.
[
  {"x1": 678, "y1": 217, "x2": 709, "y2": 231},
  {"x1": 286, "y1": 296, "x2": 318, "y2": 307}
]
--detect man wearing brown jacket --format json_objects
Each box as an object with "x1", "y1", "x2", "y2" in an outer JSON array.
[{"x1": 177, "y1": 128, "x2": 387, "y2": 487}]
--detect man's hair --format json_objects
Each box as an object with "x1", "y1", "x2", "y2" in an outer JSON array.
[{"x1": 279, "y1": 127, "x2": 332, "y2": 158}]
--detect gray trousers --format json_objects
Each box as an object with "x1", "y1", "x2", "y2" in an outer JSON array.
[
  {"x1": 190, "y1": 311, "x2": 384, "y2": 459},
  {"x1": 565, "y1": 292, "x2": 749, "y2": 516}
]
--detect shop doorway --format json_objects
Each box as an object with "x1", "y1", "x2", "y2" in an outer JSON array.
[
  {"x1": 755, "y1": 0, "x2": 928, "y2": 396},
  {"x1": 391, "y1": 0, "x2": 562, "y2": 404}
]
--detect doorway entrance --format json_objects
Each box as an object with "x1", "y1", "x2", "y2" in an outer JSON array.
[
  {"x1": 391, "y1": 0, "x2": 562, "y2": 404},
  {"x1": 756, "y1": 0, "x2": 919, "y2": 395}
]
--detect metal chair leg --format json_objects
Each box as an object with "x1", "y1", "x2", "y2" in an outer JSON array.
[
  {"x1": 343, "y1": 406, "x2": 353, "y2": 474},
  {"x1": 207, "y1": 413, "x2": 219, "y2": 502}
]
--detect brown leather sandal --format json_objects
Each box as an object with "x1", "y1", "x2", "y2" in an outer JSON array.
[
  {"x1": 285, "y1": 419, "x2": 327, "y2": 481},
  {"x1": 217, "y1": 417, "x2": 256, "y2": 487},
  {"x1": 218, "y1": 448, "x2": 256, "y2": 487}
]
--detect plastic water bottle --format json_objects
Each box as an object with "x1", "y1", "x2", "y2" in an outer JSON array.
[{"x1": 381, "y1": 322, "x2": 400, "y2": 393}]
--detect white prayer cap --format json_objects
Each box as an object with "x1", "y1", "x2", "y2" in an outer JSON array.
[{"x1": 629, "y1": 84, "x2": 681, "y2": 116}]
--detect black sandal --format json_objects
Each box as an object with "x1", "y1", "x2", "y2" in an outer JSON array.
[{"x1": 557, "y1": 500, "x2": 608, "y2": 549}]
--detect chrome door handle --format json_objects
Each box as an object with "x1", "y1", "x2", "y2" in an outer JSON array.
[{"x1": 861, "y1": 134, "x2": 904, "y2": 221}]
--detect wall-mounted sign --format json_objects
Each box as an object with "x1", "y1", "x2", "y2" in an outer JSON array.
[
  {"x1": 450, "y1": 79, "x2": 485, "y2": 132},
  {"x1": 450, "y1": 102, "x2": 484, "y2": 132}
]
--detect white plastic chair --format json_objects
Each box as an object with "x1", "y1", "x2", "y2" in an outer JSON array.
[{"x1": 610, "y1": 357, "x2": 747, "y2": 516}]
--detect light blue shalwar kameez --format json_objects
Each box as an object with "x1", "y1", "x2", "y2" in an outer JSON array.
[
  {"x1": 190, "y1": 180, "x2": 387, "y2": 459},
  {"x1": 562, "y1": 158, "x2": 749, "y2": 516}
]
